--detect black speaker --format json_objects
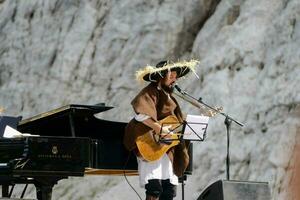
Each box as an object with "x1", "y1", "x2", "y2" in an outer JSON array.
[{"x1": 198, "y1": 180, "x2": 271, "y2": 200}]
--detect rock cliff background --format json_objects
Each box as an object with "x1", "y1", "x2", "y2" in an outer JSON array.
[{"x1": 0, "y1": 0, "x2": 299, "y2": 199}]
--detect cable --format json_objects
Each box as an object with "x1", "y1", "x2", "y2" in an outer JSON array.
[{"x1": 123, "y1": 151, "x2": 142, "y2": 200}]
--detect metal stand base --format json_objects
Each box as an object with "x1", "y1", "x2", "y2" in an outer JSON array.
[{"x1": 179, "y1": 175, "x2": 187, "y2": 200}]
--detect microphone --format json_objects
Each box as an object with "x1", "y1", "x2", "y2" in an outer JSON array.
[{"x1": 173, "y1": 84, "x2": 182, "y2": 93}]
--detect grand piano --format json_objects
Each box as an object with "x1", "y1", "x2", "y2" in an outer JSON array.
[{"x1": 0, "y1": 104, "x2": 192, "y2": 200}]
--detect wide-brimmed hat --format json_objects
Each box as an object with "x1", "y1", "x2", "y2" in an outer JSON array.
[{"x1": 136, "y1": 59, "x2": 199, "y2": 82}]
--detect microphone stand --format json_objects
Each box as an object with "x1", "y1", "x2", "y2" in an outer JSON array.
[{"x1": 173, "y1": 86, "x2": 244, "y2": 180}]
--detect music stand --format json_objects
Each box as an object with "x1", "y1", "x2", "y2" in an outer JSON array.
[
  {"x1": 158, "y1": 114, "x2": 209, "y2": 143},
  {"x1": 182, "y1": 114, "x2": 209, "y2": 141},
  {"x1": 158, "y1": 115, "x2": 209, "y2": 200}
]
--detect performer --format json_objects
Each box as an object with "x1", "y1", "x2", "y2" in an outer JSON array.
[{"x1": 124, "y1": 60, "x2": 198, "y2": 200}]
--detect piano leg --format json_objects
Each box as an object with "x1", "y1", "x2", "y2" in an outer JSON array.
[
  {"x1": 2, "y1": 184, "x2": 9, "y2": 197},
  {"x1": 35, "y1": 177, "x2": 62, "y2": 200},
  {"x1": 35, "y1": 184, "x2": 53, "y2": 200}
]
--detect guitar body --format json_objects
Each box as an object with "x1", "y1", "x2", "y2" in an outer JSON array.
[{"x1": 136, "y1": 115, "x2": 181, "y2": 162}]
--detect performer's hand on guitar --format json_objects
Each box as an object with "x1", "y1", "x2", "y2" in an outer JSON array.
[
  {"x1": 159, "y1": 125, "x2": 174, "y2": 145},
  {"x1": 161, "y1": 125, "x2": 173, "y2": 134},
  {"x1": 153, "y1": 125, "x2": 173, "y2": 144}
]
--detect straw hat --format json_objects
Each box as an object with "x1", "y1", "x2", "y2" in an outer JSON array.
[{"x1": 135, "y1": 59, "x2": 199, "y2": 82}]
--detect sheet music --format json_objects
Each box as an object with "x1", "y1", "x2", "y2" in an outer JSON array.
[
  {"x1": 3, "y1": 125, "x2": 23, "y2": 138},
  {"x1": 3, "y1": 125, "x2": 39, "y2": 138},
  {"x1": 183, "y1": 114, "x2": 209, "y2": 141}
]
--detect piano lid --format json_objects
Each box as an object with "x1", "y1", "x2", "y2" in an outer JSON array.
[{"x1": 19, "y1": 103, "x2": 113, "y2": 126}]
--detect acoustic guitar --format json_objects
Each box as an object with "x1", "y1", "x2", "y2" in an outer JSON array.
[{"x1": 135, "y1": 115, "x2": 182, "y2": 162}]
